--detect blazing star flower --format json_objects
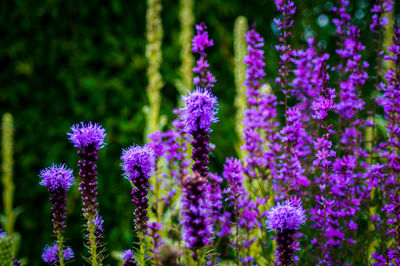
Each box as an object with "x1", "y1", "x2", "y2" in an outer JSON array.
[
  {"x1": 122, "y1": 249, "x2": 138, "y2": 266},
  {"x1": 0, "y1": 229, "x2": 20, "y2": 266},
  {"x1": 67, "y1": 122, "x2": 106, "y2": 150},
  {"x1": 121, "y1": 145, "x2": 155, "y2": 233},
  {"x1": 41, "y1": 243, "x2": 74, "y2": 265},
  {"x1": 181, "y1": 88, "x2": 218, "y2": 178},
  {"x1": 68, "y1": 121, "x2": 106, "y2": 218},
  {"x1": 267, "y1": 196, "x2": 306, "y2": 265},
  {"x1": 39, "y1": 164, "x2": 74, "y2": 235},
  {"x1": 39, "y1": 164, "x2": 74, "y2": 191}
]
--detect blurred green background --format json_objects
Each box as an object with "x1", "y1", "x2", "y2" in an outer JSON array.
[{"x1": 0, "y1": 0, "x2": 399, "y2": 264}]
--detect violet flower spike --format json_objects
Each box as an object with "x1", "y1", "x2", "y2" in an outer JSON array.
[
  {"x1": 267, "y1": 196, "x2": 306, "y2": 266},
  {"x1": 192, "y1": 22, "x2": 216, "y2": 90},
  {"x1": 181, "y1": 88, "x2": 218, "y2": 177},
  {"x1": 39, "y1": 164, "x2": 74, "y2": 235},
  {"x1": 121, "y1": 145, "x2": 155, "y2": 234},
  {"x1": 181, "y1": 172, "x2": 213, "y2": 255},
  {"x1": 67, "y1": 121, "x2": 106, "y2": 265},
  {"x1": 67, "y1": 121, "x2": 106, "y2": 217}
]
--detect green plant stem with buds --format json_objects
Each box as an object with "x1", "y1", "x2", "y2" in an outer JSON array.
[
  {"x1": 139, "y1": 231, "x2": 146, "y2": 265},
  {"x1": 88, "y1": 217, "x2": 98, "y2": 266}
]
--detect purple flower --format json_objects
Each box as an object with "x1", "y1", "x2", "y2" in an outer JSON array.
[
  {"x1": 39, "y1": 164, "x2": 74, "y2": 235},
  {"x1": 41, "y1": 243, "x2": 74, "y2": 265},
  {"x1": 242, "y1": 27, "x2": 279, "y2": 180},
  {"x1": 121, "y1": 145, "x2": 155, "y2": 180},
  {"x1": 68, "y1": 122, "x2": 106, "y2": 219},
  {"x1": 121, "y1": 145, "x2": 154, "y2": 233},
  {"x1": 181, "y1": 172, "x2": 213, "y2": 253},
  {"x1": 67, "y1": 122, "x2": 106, "y2": 150},
  {"x1": 122, "y1": 249, "x2": 138, "y2": 266},
  {"x1": 148, "y1": 221, "x2": 165, "y2": 255},
  {"x1": 181, "y1": 88, "x2": 218, "y2": 134},
  {"x1": 266, "y1": 197, "x2": 306, "y2": 232},
  {"x1": 267, "y1": 196, "x2": 305, "y2": 265},
  {"x1": 192, "y1": 22, "x2": 216, "y2": 90},
  {"x1": 370, "y1": 0, "x2": 393, "y2": 33},
  {"x1": 39, "y1": 164, "x2": 74, "y2": 191}
]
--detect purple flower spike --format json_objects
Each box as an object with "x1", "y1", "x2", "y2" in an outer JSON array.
[
  {"x1": 181, "y1": 88, "x2": 218, "y2": 134},
  {"x1": 122, "y1": 249, "x2": 138, "y2": 266},
  {"x1": 41, "y1": 242, "x2": 74, "y2": 265},
  {"x1": 39, "y1": 164, "x2": 74, "y2": 235},
  {"x1": 267, "y1": 196, "x2": 306, "y2": 265},
  {"x1": 39, "y1": 164, "x2": 74, "y2": 191},
  {"x1": 121, "y1": 145, "x2": 155, "y2": 233},
  {"x1": 181, "y1": 172, "x2": 213, "y2": 253},
  {"x1": 181, "y1": 89, "x2": 218, "y2": 177},
  {"x1": 68, "y1": 122, "x2": 106, "y2": 150},
  {"x1": 192, "y1": 22, "x2": 216, "y2": 90}
]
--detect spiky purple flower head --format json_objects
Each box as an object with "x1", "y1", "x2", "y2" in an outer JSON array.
[
  {"x1": 121, "y1": 145, "x2": 155, "y2": 180},
  {"x1": 68, "y1": 122, "x2": 106, "y2": 150},
  {"x1": 39, "y1": 164, "x2": 74, "y2": 191},
  {"x1": 41, "y1": 243, "x2": 74, "y2": 265},
  {"x1": 267, "y1": 196, "x2": 306, "y2": 232},
  {"x1": 122, "y1": 249, "x2": 138, "y2": 266},
  {"x1": 181, "y1": 88, "x2": 218, "y2": 134}
]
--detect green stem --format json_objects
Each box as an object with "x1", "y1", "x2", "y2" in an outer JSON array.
[
  {"x1": 88, "y1": 217, "x2": 98, "y2": 266},
  {"x1": 139, "y1": 231, "x2": 146, "y2": 265},
  {"x1": 57, "y1": 232, "x2": 64, "y2": 266}
]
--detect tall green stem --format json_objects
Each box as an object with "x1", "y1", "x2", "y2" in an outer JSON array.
[
  {"x1": 88, "y1": 217, "x2": 98, "y2": 266},
  {"x1": 57, "y1": 232, "x2": 65, "y2": 266}
]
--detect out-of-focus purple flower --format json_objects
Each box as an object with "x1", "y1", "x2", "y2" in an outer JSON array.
[
  {"x1": 39, "y1": 164, "x2": 74, "y2": 235},
  {"x1": 267, "y1": 196, "x2": 306, "y2": 265},
  {"x1": 370, "y1": 0, "x2": 393, "y2": 33},
  {"x1": 274, "y1": 0, "x2": 296, "y2": 96},
  {"x1": 148, "y1": 221, "x2": 165, "y2": 255},
  {"x1": 181, "y1": 172, "x2": 213, "y2": 253},
  {"x1": 67, "y1": 122, "x2": 106, "y2": 150},
  {"x1": 41, "y1": 243, "x2": 74, "y2": 265},
  {"x1": 192, "y1": 22, "x2": 216, "y2": 90},
  {"x1": 122, "y1": 249, "x2": 138, "y2": 266},
  {"x1": 181, "y1": 88, "x2": 218, "y2": 134},
  {"x1": 121, "y1": 145, "x2": 155, "y2": 233},
  {"x1": 242, "y1": 27, "x2": 279, "y2": 180}
]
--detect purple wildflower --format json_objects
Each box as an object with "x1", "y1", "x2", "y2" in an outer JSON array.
[
  {"x1": 122, "y1": 249, "x2": 138, "y2": 266},
  {"x1": 242, "y1": 27, "x2": 279, "y2": 180},
  {"x1": 267, "y1": 196, "x2": 306, "y2": 265},
  {"x1": 181, "y1": 172, "x2": 213, "y2": 254},
  {"x1": 181, "y1": 88, "x2": 218, "y2": 177},
  {"x1": 370, "y1": 0, "x2": 393, "y2": 34},
  {"x1": 68, "y1": 122, "x2": 106, "y2": 218},
  {"x1": 121, "y1": 145, "x2": 155, "y2": 233},
  {"x1": 192, "y1": 22, "x2": 216, "y2": 90},
  {"x1": 274, "y1": 0, "x2": 296, "y2": 99},
  {"x1": 374, "y1": 22, "x2": 400, "y2": 263},
  {"x1": 39, "y1": 164, "x2": 74, "y2": 235},
  {"x1": 41, "y1": 243, "x2": 74, "y2": 265},
  {"x1": 68, "y1": 122, "x2": 106, "y2": 150},
  {"x1": 148, "y1": 221, "x2": 165, "y2": 256}
]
